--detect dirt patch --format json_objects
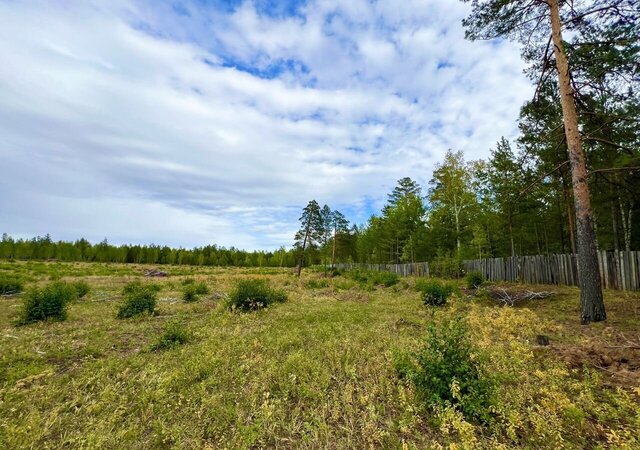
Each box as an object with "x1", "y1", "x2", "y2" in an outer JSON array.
[
  {"x1": 334, "y1": 289, "x2": 369, "y2": 303},
  {"x1": 555, "y1": 337, "x2": 640, "y2": 386}
]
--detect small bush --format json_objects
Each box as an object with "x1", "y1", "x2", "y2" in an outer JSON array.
[
  {"x1": 0, "y1": 274, "x2": 24, "y2": 295},
  {"x1": 395, "y1": 318, "x2": 494, "y2": 422},
  {"x1": 17, "y1": 282, "x2": 77, "y2": 325},
  {"x1": 181, "y1": 282, "x2": 209, "y2": 302},
  {"x1": 181, "y1": 278, "x2": 195, "y2": 285},
  {"x1": 430, "y1": 256, "x2": 463, "y2": 278},
  {"x1": 122, "y1": 281, "x2": 161, "y2": 295},
  {"x1": 416, "y1": 279, "x2": 455, "y2": 306},
  {"x1": 117, "y1": 283, "x2": 157, "y2": 319},
  {"x1": 346, "y1": 270, "x2": 399, "y2": 287},
  {"x1": 370, "y1": 271, "x2": 399, "y2": 287},
  {"x1": 193, "y1": 282, "x2": 209, "y2": 295},
  {"x1": 72, "y1": 280, "x2": 90, "y2": 298},
  {"x1": 305, "y1": 278, "x2": 329, "y2": 289},
  {"x1": 227, "y1": 279, "x2": 287, "y2": 311},
  {"x1": 465, "y1": 271, "x2": 484, "y2": 289},
  {"x1": 151, "y1": 320, "x2": 191, "y2": 351}
]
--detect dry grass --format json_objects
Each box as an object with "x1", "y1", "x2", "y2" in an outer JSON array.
[{"x1": 0, "y1": 261, "x2": 638, "y2": 448}]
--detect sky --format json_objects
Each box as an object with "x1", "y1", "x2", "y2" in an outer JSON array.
[{"x1": 0, "y1": 0, "x2": 534, "y2": 250}]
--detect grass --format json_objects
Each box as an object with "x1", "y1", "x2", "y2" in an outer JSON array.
[{"x1": 0, "y1": 261, "x2": 639, "y2": 448}]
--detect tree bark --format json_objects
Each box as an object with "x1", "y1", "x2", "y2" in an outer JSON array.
[
  {"x1": 611, "y1": 199, "x2": 619, "y2": 252},
  {"x1": 331, "y1": 227, "x2": 337, "y2": 267},
  {"x1": 549, "y1": 0, "x2": 605, "y2": 323},
  {"x1": 296, "y1": 224, "x2": 310, "y2": 276}
]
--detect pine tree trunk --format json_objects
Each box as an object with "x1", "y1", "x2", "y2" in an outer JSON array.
[
  {"x1": 611, "y1": 200, "x2": 619, "y2": 252},
  {"x1": 549, "y1": 0, "x2": 605, "y2": 323},
  {"x1": 332, "y1": 228, "x2": 337, "y2": 267},
  {"x1": 296, "y1": 224, "x2": 310, "y2": 277}
]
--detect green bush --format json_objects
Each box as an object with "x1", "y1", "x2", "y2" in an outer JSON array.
[
  {"x1": 181, "y1": 282, "x2": 209, "y2": 302},
  {"x1": 465, "y1": 271, "x2": 484, "y2": 289},
  {"x1": 346, "y1": 269, "x2": 399, "y2": 287},
  {"x1": 416, "y1": 279, "x2": 455, "y2": 306},
  {"x1": 371, "y1": 271, "x2": 399, "y2": 287},
  {"x1": 227, "y1": 279, "x2": 287, "y2": 311},
  {"x1": 0, "y1": 274, "x2": 24, "y2": 295},
  {"x1": 72, "y1": 280, "x2": 91, "y2": 298},
  {"x1": 181, "y1": 278, "x2": 195, "y2": 285},
  {"x1": 395, "y1": 318, "x2": 494, "y2": 422},
  {"x1": 193, "y1": 282, "x2": 209, "y2": 295},
  {"x1": 17, "y1": 282, "x2": 77, "y2": 325},
  {"x1": 305, "y1": 278, "x2": 329, "y2": 289},
  {"x1": 117, "y1": 283, "x2": 157, "y2": 319},
  {"x1": 151, "y1": 320, "x2": 191, "y2": 351},
  {"x1": 122, "y1": 281, "x2": 161, "y2": 295},
  {"x1": 429, "y1": 256, "x2": 463, "y2": 279}
]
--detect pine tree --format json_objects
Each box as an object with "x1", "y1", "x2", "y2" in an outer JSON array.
[
  {"x1": 294, "y1": 200, "x2": 323, "y2": 276},
  {"x1": 459, "y1": 0, "x2": 636, "y2": 323}
]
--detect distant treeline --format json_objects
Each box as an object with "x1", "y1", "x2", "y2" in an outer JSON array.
[{"x1": 0, "y1": 234, "x2": 300, "y2": 267}]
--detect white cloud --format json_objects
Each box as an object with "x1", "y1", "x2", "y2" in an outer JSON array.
[{"x1": 0, "y1": 0, "x2": 533, "y2": 249}]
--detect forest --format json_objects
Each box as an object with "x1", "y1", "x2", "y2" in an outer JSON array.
[{"x1": 2, "y1": 1, "x2": 638, "y2": 271}]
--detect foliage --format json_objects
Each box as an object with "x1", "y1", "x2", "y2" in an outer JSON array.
[
  {"x1": 226, "y1": 279, "x2": 287, "y2": 311},
  {"x1": 396, "y1": 318, "x2": 495, "y2": 422},
  {"x1": 305, "y1": 278, "x2": 329, "y2": 289},
  {"x1": 17, "y1": 281, "x2": 77, "y2": 325},
  {"x1": 117, "y1": 283, "x2": 157, "y2": 318},
  {"x1": 429, "y1": 256, "x2": 463, "y2": 279},
  {"x1": 72, "y1": 280, "x2": 90, "y2": 298},
  {"x1": 346, "y1": 269, "x2": 399, "y2": 287},
  {"x1": 465, "y1": 271, "x2": 484, "y2": 289},
  {"x1": 416, "y1": 279, "x2": 455, "y2": 306},
  {"x1": 182, "y1": 282, "x2": 208, "y2": 302},
  {"x1": 151, "y1": 320, "x2": 191, "y2": 351},
  {"x1": 0, "y1": 274, "x2": 24, "y2": 295}
]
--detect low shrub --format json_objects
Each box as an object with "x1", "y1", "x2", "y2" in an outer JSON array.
[
  {"x1": 117, "y1": 283, "x2": 157, "y2": 319},
  {"x1": 0, "y1": 274, "x2": 24, "y2": 295},
  {"x1": 17, "y1": 282, "x2": 77, "y2": 325},
  {"x1": 193, "y1": 282, "x2": 209, "y2": 295},
  {"x1": 429, "y1": 256, "x2": 463, "y2": 278},
  {"x1": 181, "y1": 278, "x2": 195, "y2": 285},
  {"x1": 151, "y1": 320, "x2": 191, "y2": 351},
  {"x1": 182, "y1": 282, "x2": 209, "y2": 302},
  {"x1": 395, "y1": 318, "x2": 494, "y2": 422},
  {"x1": 465, "y1": 270, "x2": 484, "y2": 289},
  {"x1": 227, "y1": 279, "x2": 287, "y2": 311},
  {"x1": 371, "y1": 271, "x2": 399, "y2": 287},
  {"x1": 346, "y1": 269, "x2": 399, "y2": 287},
  {"x1": 416, "y1": 279, "x2": 455, "y2": 306},
  {"x1": 122, "y1": 281, "x2": 161, "y2": 295},
  {"x1": 305, "y1": 278, "x2": 329, "y2": 289},
  {"x1": 72, "y1": 280, "x2": 91, "y2": 298}
]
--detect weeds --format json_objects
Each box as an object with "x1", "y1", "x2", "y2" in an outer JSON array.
[
  {"x1": 117, "y1": 282, "x2": 157, "y2": 318},
  {"x1": 227, "y1": 279, "x2": 287, "y2": 311},
  {"x1": 151, "y1": 320, "x2": 191, "y2": 350}
]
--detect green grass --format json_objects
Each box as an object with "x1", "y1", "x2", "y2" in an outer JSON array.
[{"x1": 0, "y1": 261, "x2": 638, "y2": 448}]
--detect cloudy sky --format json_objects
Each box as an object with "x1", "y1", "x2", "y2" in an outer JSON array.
[{"x1": 0, "y1": 0, "x2": 533, "y2": 250}]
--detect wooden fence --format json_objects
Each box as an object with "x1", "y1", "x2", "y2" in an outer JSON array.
[{"x1": 336, "y1": 250, "x2": 640, "y2": 291}]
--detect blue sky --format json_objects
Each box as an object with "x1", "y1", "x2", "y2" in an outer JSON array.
[{"x1": 0, "y1": 0, "x2": 533, "y2": 250}]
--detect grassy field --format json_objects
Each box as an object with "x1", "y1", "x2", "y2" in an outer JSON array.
[{"x1": 1, "y1": 261, "x2": 639, "y2": 449}]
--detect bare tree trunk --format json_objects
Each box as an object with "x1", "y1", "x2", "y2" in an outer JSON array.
[
  {"x1": 331, "y1": 228, "x2": 337, "y2": 267},
  {"x1": 611, "y1": 200, "x2": 620, "y2": 251},
  {"x1": 549, "y1": 0, "x2": 605, "y2": 323},
  {"x1": 619, "y1": 196, "x2": 633, "y2": 252},
  {"x1": 509, "y1": 214, "x2": 515, "y2": 257},
  {"x1": 296, "y1": 225, "x2": 310, "y2": 277}
]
